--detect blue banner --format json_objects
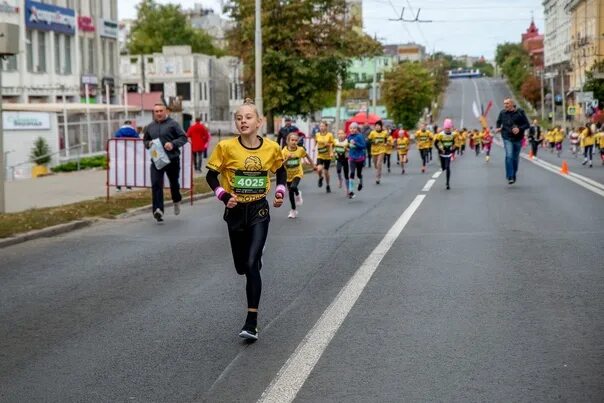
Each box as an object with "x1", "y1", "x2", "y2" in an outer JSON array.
[{"x1": 25, "y1": 0, "x2": 75, "y2": 35}]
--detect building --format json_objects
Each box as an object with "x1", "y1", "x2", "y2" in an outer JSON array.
[
  {"x1": 453, "y1": 55, "x2": 484, "y2": 68},
  {"x1": 119, "y1": 46, "x2": 244, "y2": 129},
  {"x1": 118, "y1": 18, "x2": 134, "y2": 55},
  {"x1": 183, "y1": 4, "x2": 232, "y2": 49},
  {"x1": 543, "y1": 0, "x2": 571, "y2": 69},
  {"x1": 0, "y1": 0, "x2": 119, "y2": 104},
  {"x1": 347, "y1": 54, "x2": 397, "y2": 87},
  {"x1": 383, "y1": 43, "x2": 426, "y2": 63},
  {"x1": 521, "y1": 18, "x2": 545, "y2": 71},
  {"x1": 565, "y1": 0, "x2": 604, "y2": 92}
]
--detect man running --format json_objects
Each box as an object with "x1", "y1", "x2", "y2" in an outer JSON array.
[{"x1": 495, "y1": 98, "x2": 530, "y2": 184}]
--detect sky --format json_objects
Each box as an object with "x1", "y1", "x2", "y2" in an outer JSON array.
[{"x1": 118, "y1": 0, "x2": 545, "y2": 60}]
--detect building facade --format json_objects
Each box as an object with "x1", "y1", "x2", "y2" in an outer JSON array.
[
  {"x1": 184, "y1": 4, "x2": 232, "y2": 49},
  {"x1": 521, "y1": 19, "x2": 545, "y2": 72},
  {"x1": 543, "y1": 0, "x2": 571, "y2": 69},
  {"x1": 119, "y1": 46, "x2": 244, "y2": 127},
  {"x1": 565, "y1": 0, "x2": 604, "y2": 91},
  {"x1": 383, "y1": 43, "x2": 426, "y2": 63},
  {"x1": 0, "y1": 0, "x2": 119, "y2": 104}
]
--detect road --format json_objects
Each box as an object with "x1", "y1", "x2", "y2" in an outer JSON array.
[{"x1": 1, "y1": 78, "x2": 603, "y2": 402}]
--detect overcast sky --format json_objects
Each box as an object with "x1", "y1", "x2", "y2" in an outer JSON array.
[{"x1": 118, "y1": 0, "x2": 545, "y2": 60}]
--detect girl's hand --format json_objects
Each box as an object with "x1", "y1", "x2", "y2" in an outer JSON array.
[
  {"x1": 273, "y1": 194, "x2": 284, "y2": 208},
  {"x1": 226, "y1": 196, "x2": 238, "y2": 208}
]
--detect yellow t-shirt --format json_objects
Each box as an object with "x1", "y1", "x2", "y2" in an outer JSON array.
[
  {"x1": 207, "y1": 136, "x2": 284, "y2": 203},
  {"x1": 333, "y1": 138, "x2": 349, "y2": 159},
  {"x1": 396, "y1": 137, "x2": 410, "y2": 154},
  {"x1": 315, "y1": 132, "x2": 335, "y2": 160},
  {"x1": 282, "y1": 146, "x2": 307, "y2": 182},
  {"x1": 554, "y1": 130, "x2": 565, "y2": 143},
  {"x1": 385, "y1": 135, "x2": 394, "y2": 153},
  {"x1": 580, "y1": 129, "x2": 595, "y2": 147},
  {"x1": 415, "y1": 130, "x2": 433, "y2": 150},
  {"x1": 546, "y1": 130, "x2": 555, "y2": 143},
  {"x1": 368, "y1": 130, "x2": 389, "y2": 155},
  {"x1": 454, "y1": 131, "x2": 465, "y2": 148},
  {"x1": 472, "y1": 132, "x2": 483, "y2": 145},
  {"x1": 596, "y1": 132, "x2": 604, "y2": 148}
]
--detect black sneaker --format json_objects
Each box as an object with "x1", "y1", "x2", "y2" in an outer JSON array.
[
  {"x1": 239, "y1": 323, "x2": 258, "y2": 340},
  {"x1": 326, "y1": 185, "x2": 331, "y2": 193},
  {"x1": 348, "y1": 191, "x2": 355, "y2": 199},
  {"x1": 318, "y1": 177, "x2": 323, "y2": 188},
  {"x1": 508, "y1": 179, "x2": 515, "y2": 185},
  {"x1": 446, "y1": 184, "x2": 450, "y2": 190},
  {"x1": 153, "y1": 208, "x2": 164, "y2": 222},
  {"x1": 376, "y1": 180, "x2": 380, "y2": 184},
  {"x1": 358, "y1": 182, "x2": 363, "y2": 191}
]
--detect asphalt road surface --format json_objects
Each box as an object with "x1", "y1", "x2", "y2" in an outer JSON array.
[{"x1": 1, "y1": 78, "x2": 603, "y2": 402}]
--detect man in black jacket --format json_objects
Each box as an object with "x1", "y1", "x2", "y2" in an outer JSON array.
[
  {"x1": 143, "y1": 103, "x2": 188, "y2": 222},
  {"x1": 496, "y1": 98, "x2": 530, "y2": 184}
]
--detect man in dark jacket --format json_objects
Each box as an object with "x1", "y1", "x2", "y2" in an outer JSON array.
[
  {"x1": 143, "y1": 103, "x2": 188, "y2": 222},
  {"x1": 496, "y1": 98, "x2": 530, "y2": 184},
  {"x1": 276, "y1": 117, "x2": 299, "y2": 148}
]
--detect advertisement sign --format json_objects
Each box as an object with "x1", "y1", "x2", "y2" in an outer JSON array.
[
  {"x1": 3, "y1": 111, "x2": 51, "y2": 130},
  {"x1": 99, "y1": 18, "x2": 118, "y2": 39},
  {"x1": 25, "y1": 0, "x2": 75, "y2": 35},
  {"x1": 0, "y1": 1, "x2": 19, "y2": 14},
  {"x1": 77, "y1": 16, "x2": 95, "y2": 32}
]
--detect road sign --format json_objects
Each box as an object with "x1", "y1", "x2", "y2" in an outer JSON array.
[
  {"x1": 567, "y1": 106, "x2": 577, "y2": 116},
  {"x1": 576, "y1": 91, "x2": 594, "y2": 103}
]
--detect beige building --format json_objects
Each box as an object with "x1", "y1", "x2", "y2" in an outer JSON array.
[{"x1": 565, "y1": 0, "x2": 604, "y2": 91}]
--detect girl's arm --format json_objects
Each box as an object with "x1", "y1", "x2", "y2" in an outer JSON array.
[{"x1": 206, "y1": 169, "x2": 234, "y2": 206}]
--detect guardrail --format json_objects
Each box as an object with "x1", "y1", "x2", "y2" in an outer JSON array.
[{"x1": 6, "y1": 143, "x2": 87, "y2": 181}]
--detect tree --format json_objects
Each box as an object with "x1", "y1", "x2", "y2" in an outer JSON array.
[
  {"x1": 584, "y1": 60, "x2": 604, "y2": 107},
  {"x1": 225, "y1": 0, "x2": 381, "y2": 131},
  {"x1": 473, "y1": 60, "x2": 494, "y2": 77},
  {"x1": 521, "y1": 75, "x2": 541, "y2": 106},
  {"x1": 127, "y1": 0, "x2": 223, "y2": 56},
  {"x1": 382, "y1": 62, "x2": 435, "y2": 128},
  {"x1": 495, "y1": 42, "x2": 525, "y2": 67},
  {"x1": 30, "y1": 137, "x2": 51, "y2": 165}
]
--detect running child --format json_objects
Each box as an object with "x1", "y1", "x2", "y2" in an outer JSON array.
[
  {"x1": 347, "y1": 122, "x2": 367, "y2": 199},
  {"x1": 415, "y1": 123, "x2": 433, "y2": 173},
  {"x1": 205, "y1": 98, "x2": 286, "y2": 340},
  {"x1": 384, "y1": 132, "x2": 394, "y2": 173},
  {"x1": 434, "y1": 119, "x2": 456, "y2": 190},
  {"x1": 569, "y1": 127, "x2": 580, "y2": 158},
  {"x1": 580, "y1": 124, "x2": 595, "y2": 167},
  {"x1": 554, "y1": 125, "x2": 564, "y2": 158},
  {"x1": 367, "y1": 120, "x2": 389, "y2": 184},
  {"x1": 595, "y1": 127, "x2": 604, "y2": 165},
  {"x1": 314, "y1": 121, "x2": 335, "y2": 193},
  {"x1": 396, "y1": 131, "x2": 410, "y2": 174},
  {"x1": 334, "y1": 129, "x2": 350, "y2": 192},
  {"x1": 472, "y1": 129, "x2": 483, "y2": 156},
  {"x1": 282, "y1": 132, "x2": 317, "y2": 219},
  {"x1": 482, "y1": 127, "x2": 493, "y2": 162}
]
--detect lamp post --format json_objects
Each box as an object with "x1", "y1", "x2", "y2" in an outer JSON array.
[{"x1": 255, "y1": 0, "x2": 263, "y2": 131}]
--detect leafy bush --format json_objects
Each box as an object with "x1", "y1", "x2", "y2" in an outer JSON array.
[
  {"x1": 30, "y1": 137, "x2": 51, "y2": 165},
  {"x1": 51, "y1": 155, "x2": 107, "y2": 173}
]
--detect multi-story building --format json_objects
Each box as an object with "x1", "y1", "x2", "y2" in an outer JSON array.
[
  {"x1": 0, "y1": 0, "x2": 119, "y2": 104},
  {"x1": 347, "y1": 54, "x2": 397, "y2": 87},
  {"x1": 543, "y1": 0, "x2": 571, "y2": 69},
  {"x1": 383, "y1": 43, "x2": 426, "y2": 63},
  {"x1": 183, "y1": 4, "x2": 232, "y2": 49},
  {"x1": 119, "y1": 46, "x2": 244, "y2": 128},
  {"x1": 565, "y1": 0, "x2": 604, "y2": 92}
]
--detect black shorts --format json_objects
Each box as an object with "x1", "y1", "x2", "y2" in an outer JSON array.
[
  {"x1": 316, "y1": 158, "x2": 331, "y2": 170},
  {"x1": 223, "y1": 198, "x2": 270, "y2": 231}
]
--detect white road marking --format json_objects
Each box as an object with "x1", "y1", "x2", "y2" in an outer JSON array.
[
  {"x1": 422, "y1": 179, "x2": 436, "y2": 192},
  {"x1": 258, "y1": 195, "x2": 427, "y2": 403},
  {"x1": 432, "y1": 171, "x2": 442, "y2": 179}
]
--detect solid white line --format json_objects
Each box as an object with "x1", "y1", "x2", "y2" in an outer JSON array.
[
  {"x1": 422, "y1": 179, "x2": 436, "y2": 192},
  {"x1": 432, "y1": 171, "x2": 442, "y2": 179},
  {"x1": 530, "y1": 157, "x2": 604, "y2": 191},
  {"x1": 258, "y1": 195, "x2": 427, "y2": 403}
]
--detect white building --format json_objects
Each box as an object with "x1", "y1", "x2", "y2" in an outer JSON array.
[
  {"x1": 119, "y1": 46, "x2": 244, "y2": 129},
  {"x1": 184, "y1": 4, "x2": 232, "y2": 49},
  {"x1": 543, "y1": 0, "x2": 571, "y2": 69},
  {"x1": 0, "y1": 0, "x2": 119, "y2": 104}
]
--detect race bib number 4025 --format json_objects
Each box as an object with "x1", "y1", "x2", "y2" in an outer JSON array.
[{"x1": 233, "y1": 170, "x2": 268, "y2": 194}]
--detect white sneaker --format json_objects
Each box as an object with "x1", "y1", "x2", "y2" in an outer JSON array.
[
  {"x1": 288, "y1": 209, "x2": 297, "y2": 219},
  {"x1": 173, "y1": 202, "x2": 181, "y2": 216},
  {"x1": 295, "y1": 191, "x2": 303, "y2": 206},
  {"x1": 153, "y1": 208, "x2": 164, "y2": 222}
]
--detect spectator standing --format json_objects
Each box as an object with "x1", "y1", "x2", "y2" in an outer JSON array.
[
  {"x1": 186, "y1": 117, "x2": 210, "y2": 172},
  {"x1": 114, "y1": 120, "x2": 139, "y2": 191}
]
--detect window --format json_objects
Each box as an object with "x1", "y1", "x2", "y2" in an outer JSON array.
[
  {"x1": 37, "y1": 31, "x2": 46, "y2": 72},
  {"x1": 203, "y1": 82, "x2": 208, "y2": 100},
  {"x1": 80, "y1": 38, "x2": 85, "y2": 73},
  {"x1": 26, "y1": 31, "x2": 33, "y2": 72},
  {"x1": 149, "y1": 83, "x2": 164, "y2": 93},
  {"x1": 55, "y1": 33, "x2": 61, "y2": 74},
  {"x1": 88, "y1": 38, "x2": 95, "y2": 73},
  {"x1": 64, "y1": 35, "x2": 72, "y2": 74},
  {"x1": 176, "y1": 82, "x2": 191, "y2": 100},
  {"x1": 108, "y1": 41, "x2": 114, "y2": 75},
  {"x1": 2, "y1": 55, "x2": 17, "y2": 71}
]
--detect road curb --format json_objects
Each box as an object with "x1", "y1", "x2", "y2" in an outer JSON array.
[{"x1": 0, "y1": 220, "x2": 95, "y2": 249}]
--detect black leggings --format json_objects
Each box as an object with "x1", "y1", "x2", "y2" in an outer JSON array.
[
  {"x1": 349, "y1": 160, "x2": 364, "y2": 181},
  {"x1": 530, "y1": 140, "x2": 539, "y2": 157},
  {"x1": 336, "y1": 158, "x2": 349, "y2": 181},
  {"x1": 584, "y1": 145, "x2": 593, "y2": 161},
  {"x1": 475, "y1": 144, "x2": 481, "y2": 155},
  {"x1": 384, "y1": 153, "x2": 391, "y2": 170},
  {"x1": 440, "y1": 156, "x2": 451, "y2": 185},
  {"x1": 420, "y1": 149, "x2": 430, "y2": 166},
  {"x1": 287, "y1": 178, "x2": 301, "y2": 210}
]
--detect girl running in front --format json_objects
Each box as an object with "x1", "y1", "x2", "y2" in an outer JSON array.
[
  {"x1": 546, "y1": 127, "x2": 556, "y2": 153},
  {"x1": 455, "y1": 128, "x2": 466, "y2": 156},
  {"x1": 472, "y1": 129, "x2": 483, "y2": 156},
  {"x1": 415, "y1": 123, "x2": 433, "y2": 173},
  {"x1": 580, "y1": 124, "x2": 595, "y2": 167},
  {"x1": 384, "y1": 131, "x2": 394, "y2": 173},
  {"x1": 205, "y1": 98, "x2": 286, "y2": 341},
  {"x1": 283, "y1": 132, "x2": 317, "y2": 219},
  {"x1": 334, "y1": 129, "x2": 350, "y2": 192},
  {"x1": 347, "y1": 122, "x2": 367, "y2": 199},
  {"x1": 554, "y1": 125, "x2": 564, "y2": 158},
  {"x1": 396, "y1": 131, "x2": 410, "y2": 174},
  {"x1": 482, "y1": 127, "x2": 493, "y2": 162},
  {"x1": 434, "y1": 119, "x2": 456, "y2": 190},
  {"x1": 314, "y1": 121, "x2": 335, "y2": 193},
  {"x1": 367, "y1": 120, "x2": 389, "y2": 184}
]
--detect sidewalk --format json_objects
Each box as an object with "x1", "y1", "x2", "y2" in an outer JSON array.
[{"x1": 4, "y1": 135, "x2": 226, "y2": 214}]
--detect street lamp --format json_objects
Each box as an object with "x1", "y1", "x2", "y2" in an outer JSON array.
[{"x1": 255, "y1": 0, "x2": 263, "y2": 132}]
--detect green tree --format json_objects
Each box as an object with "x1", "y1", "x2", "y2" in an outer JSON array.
[
  {"x1": 225, "y1": 0, "x2": 381, "y2": 131},
  {"x1": 495, "y1": 42, "x2": 525, "y2": 67},
  {"x1": 382, "y1": 62, "x2": 435, "y2": 128},
  {"x1": 30, "y1": 137, "x2": 51, "y2": 165},
  {"x1": 473, "y1": 60, "x2": 494, "y2": 77},
  {"x1": 127, "y1": 0, "x2": 223, "y2": 56},
  {"x1": 584, "y1": 60, "x2": 604, "y2": 106}
]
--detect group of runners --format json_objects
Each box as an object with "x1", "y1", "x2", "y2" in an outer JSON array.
[{"x1": 541, "y1": 124, "x2": 604, "y2": 166}]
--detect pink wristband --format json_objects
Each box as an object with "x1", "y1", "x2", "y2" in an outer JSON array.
[
  {"x1": 275, "y1": 185, "x2": 286, "y2": 198},
  {"x1": 215, "y1": 187, "x2": 226, "y2": 200}
]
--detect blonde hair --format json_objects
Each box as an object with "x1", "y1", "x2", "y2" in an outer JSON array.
[
  {"x1": 286, "y1": 132, "x2": 299, "y2": 142},
  {"x1": 235, "y1": 98, "x2": 260, "y2": 118}
]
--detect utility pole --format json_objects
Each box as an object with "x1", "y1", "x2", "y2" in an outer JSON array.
[
  {"x1": 560, "y1": 69, "x2": 566, "y2": 131},
  {"x1": 549, "y1": 75, "x2": 555, "y2": 127},
  {"x1": 540, "y1": 70, "x2": 545, "y2": 121},
  {"x1": 372, "y1": 56, "x2": 377, "y2": 114},
  {"x1": 335, "y1": 75, "x2": 342, "y2": 131},
  {"x1": 0, "y1": 57, "x2": 5, "y2": 213},
  {"x1": 255, "y1": 0, "x2": 263, "y2": 131}
]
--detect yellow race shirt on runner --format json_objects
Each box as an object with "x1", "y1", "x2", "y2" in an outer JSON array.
[
  {"x1": 368, "y1": 130, "x2": 389, "y2": 155},
  {"x1": 282, "y1": 146, "x2": 307, "y2": 182},
  {"x1": 396, "y1": 137, "x2": 410, "y2": 154},
  {"x1": 207, "y1": 136, "x2": 284, "y2": 203},
  {"x1": 415, "y1": 130, "x2": 433, "y2": 150},
  {"x1": 315, "y1": 132, "x2": 334, "y2": 160}
]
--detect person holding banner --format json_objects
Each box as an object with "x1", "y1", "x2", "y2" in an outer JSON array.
[{"x1": 143, "y1": 103, "x2": 188, "y2": 222}]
